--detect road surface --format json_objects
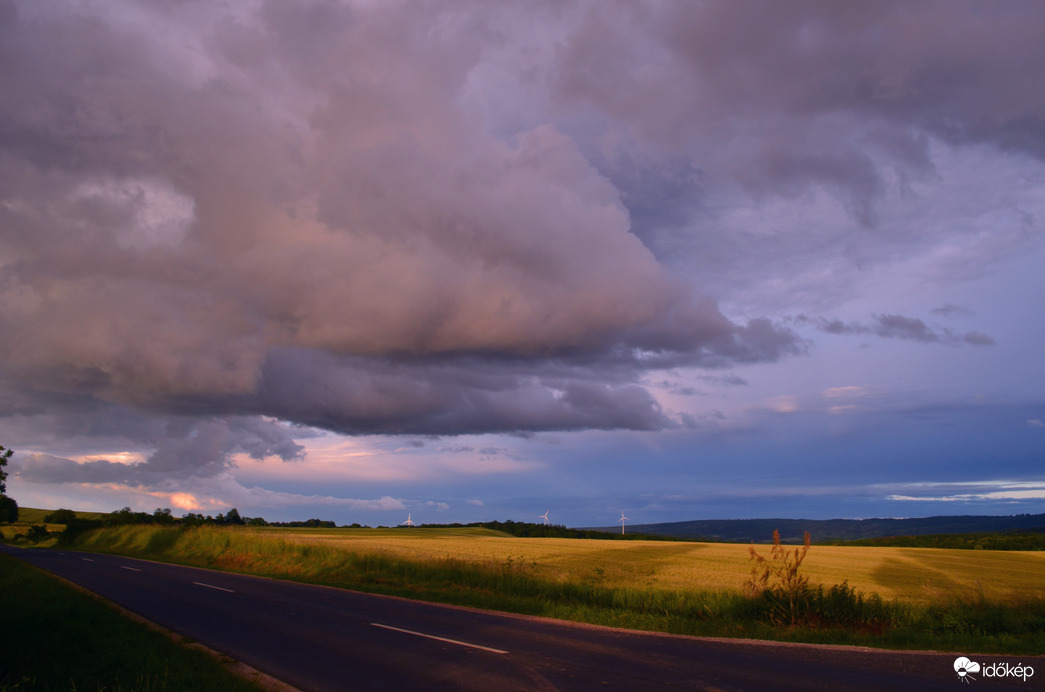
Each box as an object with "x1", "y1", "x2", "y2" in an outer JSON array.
[{"x1": 3, "y1": 545, "x2": 1040, "y2": 691}]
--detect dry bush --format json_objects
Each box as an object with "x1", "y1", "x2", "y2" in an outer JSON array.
[{"x1": 746, "y1": 530, "x2": 811, "y2": 626}]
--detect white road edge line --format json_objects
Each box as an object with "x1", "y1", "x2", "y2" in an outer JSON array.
[
  {"x1": 120, "y1": 566, "x2": 141, "y2": 572},
  {"x1": 370, "y1": 623, "x2": 508, "y2": 655},
  {"x1": 82, "y1": 558, "x2": 94, "y2": 562},
  {"x1": 193, "y1": 581, "x2": 235, "y2": 593}
]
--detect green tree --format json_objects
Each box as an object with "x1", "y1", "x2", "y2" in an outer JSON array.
[
  {"x1": 0, "y1": 495, "x2": 17, "y2": 523},
  {"x1": 221, "y1": 508, "x2": 245, "y2": 525},
  {"x1": 0, "y1": 444, "x2": 15, "y2": 522},
  {"x1": 152, "y1": 508, "x2": 175, "y2": 525},
  {"x1": 0, "y1": 444, "x2": 12, "y2": 495}
]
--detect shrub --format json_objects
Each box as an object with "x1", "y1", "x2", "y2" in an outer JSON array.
[
  {"x1": 44, "y1": 508, "x2": 77, "y2": 524},
  {"x1": 807, "y1": 580, "x2": 888, "y2": 629},
  {"x1": 59, "y1": 517, "x2": 104, "y2": 544},
  {"x1": 746, "y1": 530, "x2": 811, "y2": 626}
]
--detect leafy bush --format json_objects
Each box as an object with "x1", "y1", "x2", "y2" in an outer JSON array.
[
  {"x1": 44, "y1": 508, "x2": 77, "y2": 524},
  {"x1": 807, "y1": 581, "x2": 888, "y2": 629},
  {"x1": 59, "y1": 517, "x2": 105, "y2": 544}
]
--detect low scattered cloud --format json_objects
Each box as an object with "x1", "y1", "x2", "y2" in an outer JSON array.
[
  {"x1": 11, "y1": 464, "x2": 407, "y2": 516},
  {"x1": 822, "y1": 386, "x2": 868, "y2": 399},
  {"x1": 765, "y1": 396, "x2": 799, "y2": 414},
  {"x1": 12, "y1": 416, "x2": 303, "y2": 485},
  {"x1": 885, "y1": 480, "x2": 1045, "y2": 503},
  {"x1": 794, "y1": 314, "x2": 996, "y2": 346},
  {"x1": 931, "y1": 304, "x2": 974, "y2": 318}
]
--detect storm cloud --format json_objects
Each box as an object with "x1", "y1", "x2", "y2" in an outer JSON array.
[
  {"x1": 0, "y1": 0, "x2": 813, "y2": 442},
  {"x1": 2, "y1": 0, "x2": 1042, "y2": 514}
]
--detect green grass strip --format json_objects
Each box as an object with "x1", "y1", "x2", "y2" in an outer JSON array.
[{"x1": 0, "y1": 553, "x2": 270, "y2": 692}]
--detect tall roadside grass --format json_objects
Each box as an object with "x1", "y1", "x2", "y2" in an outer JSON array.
[
  {"x1": 0, "y1": 553, "x2": 269, "y2": 692},
  {"x1": 64, "y1": 525, "x2": 1045, "y2": 654}
]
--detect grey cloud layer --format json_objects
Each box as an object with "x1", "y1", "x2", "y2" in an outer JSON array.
[{"x1": 1, "y1": 0, "x2": 1039, "y2": 458}]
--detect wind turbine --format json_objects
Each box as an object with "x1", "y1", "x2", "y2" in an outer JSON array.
[
  {"x1": 402, "y1": 513, "x2": 415, "y2": 527},
  {"x1": 539, "y1": 510, "x2": 550, "y2": 525},
  {"x1": 619, "y1": 511, "x2": 629, "y2": 535}
]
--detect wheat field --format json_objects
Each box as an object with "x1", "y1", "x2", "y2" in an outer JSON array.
[{"x1": 250, "y1": 527, "x2": 1045, "y2": 605}]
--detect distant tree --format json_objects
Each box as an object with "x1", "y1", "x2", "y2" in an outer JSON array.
[
  {"x1": 181, "y1": 512, "x2": 206, "y2": 527},
  {"x1": 26, "y1": 524, "x2": 49, "y2": 542},
  {"x1": 105, "y1": 507, "x2": 160, "y2": 525},
  {"x1": 152, "y1": 508, "x2": 175, "y2": 525},
  {"x1": 44, "y1": 508, "x2": 77, "y2": 524},
  {"x1": 0, "y1": 443, "x2": 13, "y2": 495},
  {"x1": 222, "y1": 508, "x2": 245, "y2": 525},
  {"x1": 0, "y1": 495, "x2": 17, "y2": 523}
]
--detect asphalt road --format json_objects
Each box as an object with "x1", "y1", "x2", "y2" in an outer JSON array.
[{"x1": 3, "y1": 544, "x2": 1041, "y2": 691}]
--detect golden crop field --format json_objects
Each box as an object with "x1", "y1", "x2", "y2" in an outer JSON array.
[{"x1": 258, "y1": 527, "x2": 1045, "y2": 606}]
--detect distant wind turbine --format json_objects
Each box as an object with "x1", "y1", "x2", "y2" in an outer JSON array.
[
  {"x1": 539, "y1": 510, "x2": 550, "y2": 525},
  {"x1": 402, "y1": 513, "x2": 415, "y2": 527},
  {"x1": 619, "y1": 511, "x2": 629, "y2": 535}
]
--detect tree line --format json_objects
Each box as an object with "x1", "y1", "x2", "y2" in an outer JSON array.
[
  {"x1": 23, "y1": 507, "x2": 347, "y2": 544},
  {"x1": 423, "y1": 519, "x2": 680, "y2": 541}
]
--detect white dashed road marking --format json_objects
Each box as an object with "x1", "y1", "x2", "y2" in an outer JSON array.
[
  {"x1": 193, "y1": 581, "x2": 235, "y2": 593},
  {"x1": 370, "y1": 623, "x2": 508, "y2": 654}
]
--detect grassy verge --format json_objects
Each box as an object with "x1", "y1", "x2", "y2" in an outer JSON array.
[
  {"x1": 0, "y1": 552, "x2": 270, "y2": 692},
  {"x1": 62, "y1": 525, "x2": 1045, "y2": 655}
]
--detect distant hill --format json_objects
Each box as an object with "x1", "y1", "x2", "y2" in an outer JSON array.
[{"x1": 587, "y1": 514, "x2": 1045, "y2": 543}]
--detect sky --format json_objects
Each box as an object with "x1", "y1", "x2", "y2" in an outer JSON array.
[{"x1": 2, "y1": 0, "x2": 1044, "y2": 528}]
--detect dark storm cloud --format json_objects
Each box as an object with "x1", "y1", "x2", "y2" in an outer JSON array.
[
  {"x1": 0, "y1": 0, "x2": 1036, "y2": 475},
  {"x1": 548, "y1": 0, "x2": 1045, "y2": 236},
  {"x1": 253, "y1": 349, "x2": 674, "y2": 435},
  {"x1": 0, "y1": 1, "x2": 799, "y2": 428}
]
